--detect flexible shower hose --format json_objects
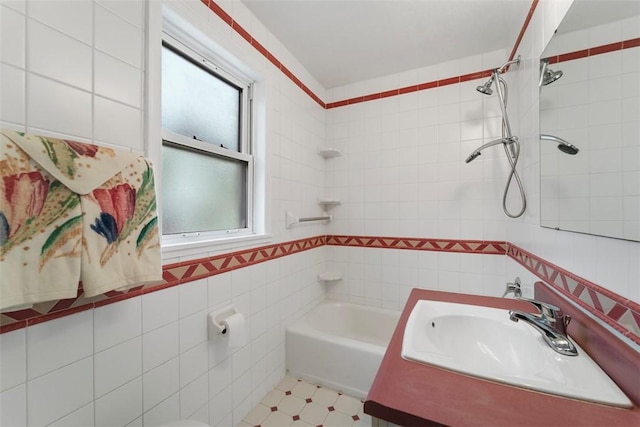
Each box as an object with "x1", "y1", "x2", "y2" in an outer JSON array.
[{"x1": 495, "y1": 75, "x2": 526, "y2": 218}]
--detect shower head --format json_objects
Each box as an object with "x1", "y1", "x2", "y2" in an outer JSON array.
[
  {"x1": 539, "y1": 59, "x2": 563, "y2": 86},
  {"x1": 540, "y1": 134, "x2": 579, "y2": 155},
  {"x1": 465, "y1": 151, "x2": 482, "y2": 163},
  {"x1": 476, "y1": 76, "x2": 495, "y2": 95},
  {"x1": 541, "y1": 67, "x2": 563, "y2": 86}
]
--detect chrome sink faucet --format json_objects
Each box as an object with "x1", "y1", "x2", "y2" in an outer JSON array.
[
  {"x1": 502, "y1": 277, "x2": 522, "y2": 298},
  {"x1": 509, "y1": 297, "x2": 578, "y2": 356}
]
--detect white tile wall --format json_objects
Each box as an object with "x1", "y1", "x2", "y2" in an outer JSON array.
[
  {"x1": 27, "y1": 0, "x2": 93, "y2": 44},
  {"x1": 94, "y1": 51, "x2": 143, "y2": 108},
  {"x1": 26, "y1": 310, "x2": 93, "y2": 380},
  {"x1": 94, "y1": 337, "x2": 142, "y2": 398},
  {"x1": 94, "y1": 297, "x2": 142, "y2": 353},
  {"x1": 1, "y1": 0, "x2": 145, "y2": 148},
  {"x1": 28, "y1": 19, "x2": 93, "y2": 90},
  {"x1": 27, "y1": 357, "x2": 93, "y2": 426},
  {"x1": 0, "y1": 63, "x2": 25, "y2": 124},
  {"x1": 27, "y1": 73, "x2": 93, "y2": 138},
  {"x1": 0, "y1": 4, "x2": 26, "y2": 67},
  {"x1": 0, "y1": 384, "x2": 27, "y2": 426},
  {"x1": 0, "y1": 327, "x2": 25, "y2": 392}
]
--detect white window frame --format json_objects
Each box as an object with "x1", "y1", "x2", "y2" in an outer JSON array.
[{"x1": 150, "y1": 6, "x2": 270, "y2": 256}]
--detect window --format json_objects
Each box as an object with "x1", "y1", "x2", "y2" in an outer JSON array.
[{"x1": 161, "y1": 36, "x2": 254, "y2": 241}]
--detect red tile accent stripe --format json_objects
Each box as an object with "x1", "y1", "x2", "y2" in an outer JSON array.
[
  {"x1": 326, "y1": 235, "x2": 507, "y2": 254},
  {"x1": 201, "y1": 0, "x2": 326, "y2": 108},
  {"x1": 507, "y1": 243, "x2": 640, "y2": 345},
  {"x1": 9, "y1": 234, "x2": 636, "y2": 337},
  {"x1": 509, "y1": 0, "x2": 539, "y2": 61},
  {"x1": 0, "y1": 235, "x2": 326, "y2": 334},
  {"x1": 545, "y1": 37, "x2": 640, "y2": 64},
  {"x1": 200, "y1": 0, "x2": 539, "y2": 110}
]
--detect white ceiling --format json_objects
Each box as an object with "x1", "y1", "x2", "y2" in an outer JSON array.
[{"x1": 241, "y1": 0, "x2": 533, "y2": 89}]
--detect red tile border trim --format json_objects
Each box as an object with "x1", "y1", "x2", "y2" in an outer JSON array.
[
  {"x1": 509, "y1": 0, "x2": 539, "y2": 61},
  {"x1": 327, "y1": 235, "x2": 507, "y2": 254},
  {"x1": 200, "y1": 0, "x2": 326, "y2": 108},
  {"x1": 508, "y1": 243, "x2": 640, "y2": 345},
  {"x1": 200, "y1": 0, "x2": 539, "y2": 110},
  {"x1": 2, "y1": 236, "x2": 637, "y2": 337},
  {"x1": 545, "y1": 37, "x2": 640, "y2": 64},
  {"x1": 0, "y1": 235, "x2": 507, "y2": 333},
  {"x1": 0, "y1": 235, "x2": 326, "y2": 334}
]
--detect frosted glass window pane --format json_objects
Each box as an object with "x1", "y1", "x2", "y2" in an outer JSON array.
[
  {"x1": 162, "y1": 45, "x2": 241, "y2": 152},
  {"x1": 162, "y1": 144, "x2": 247, "y2": 234}
]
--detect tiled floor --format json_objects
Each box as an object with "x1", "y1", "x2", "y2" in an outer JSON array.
[{"x1": 240, "y1": 376, "x2": 371, "y2": 427}]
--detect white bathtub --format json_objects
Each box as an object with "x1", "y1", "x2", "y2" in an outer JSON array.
[{"x1": 285, "y1": 300, "x2": 401, "y2": 398}]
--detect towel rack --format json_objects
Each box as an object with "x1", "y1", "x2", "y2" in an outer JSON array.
[{"x1": 285, "y1": 211, "x2": 332, "y2": 228}]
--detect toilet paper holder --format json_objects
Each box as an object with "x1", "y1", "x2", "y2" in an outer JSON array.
[{"x1": 209, "y1": 304, "x2": 237, "y2": 337}]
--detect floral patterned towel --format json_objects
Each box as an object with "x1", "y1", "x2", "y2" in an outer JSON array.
[{"x1": 1, "y1": 130, "x2": 162, "y2": 310}]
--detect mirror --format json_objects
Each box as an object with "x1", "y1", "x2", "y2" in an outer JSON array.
[{"x1": 539, "y1": 0, "x2": 640, "y2": 242}]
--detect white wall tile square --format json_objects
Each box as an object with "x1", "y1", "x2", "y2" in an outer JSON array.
[
  {"x1": 0, "y1": 384, "x2": 26, "y2": 427},
  {"x1": 94, "y1": 95, "x2": 143, "y2": 149},
  {"x1": 1, "y1": 5, "x2": 25, "y2": 67},
  {"x1": 143, "y1": 392, "x2": 180, "y2": 427},
  {"x1": 179, "y1": 310, "x2": 208, "y2": 352},
  {"x1": 94, "y1": 4, "x2": 143, "y2": 68},
  {"x1": 179, "y1": 375, "x2": 208, "y2": 419},
  {"x1": 94, "y1": 51, "x2": 142, "y2": 108},
  {"x1": 0, "y1": 328, "x2": 25, "y2": 392},
  {"x1": 95, "y1": 336, "x2": 142, "y2": 398},
  {"x1": 27, "y1": 357, "x2": 93, "y2": 426},
  {"x1": 209, "y1": 355, "x2": 232, "y2": 397},
  {"x1": 0, "y1": 63, "x2": 25, "y2": 124},
  {"x1": 27, "y1": 73, "x2": 92, "y2": 138},
  {"x1": 143, "y1": 286, "x2": 179, "y2": 333},
  {"x1": 94, "y1": 296, "x2": 142, "y2": 352},
  {"x1": 179, "y1": 342, "x2": 208, "y2": 388},
  {"x1": 27, "y1": 309, "x2": 93, "y2": 380},
  {"x1": 143, "y1": 358, "x2": 179, "y2": 412},
  {"x1": 95, "y1": 378, "x2": 143, "y2": 427},
  {"x1": 143, "y1": 322, "x2": 179, "y2": 373},
  {"x1": 48, "y1": 403, "x2": 94, "y2": 427},
  {"x1": 209, "y1": 385, "x2": 233, "y2": 427},
  {"x1": 209, "y1": 273, "x2": 233, "y2": 308},
  {"x1": 27, "y1": 19, "x2": 92, "y2": 90},
  {"x1": 232, "y1": 370, "x2": 252, "y2": 409},
  {"x1": 179, "y1": 278, "x2": 208, "y2": 319},
  {"x1": 96, "y1": 0, "x2": 144, "y2": 29},
  {"x1": 27, "y1": 0, "x2": 93, "y2": 44}
]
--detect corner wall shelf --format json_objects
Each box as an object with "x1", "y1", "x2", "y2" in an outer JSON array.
[
  {"x1": 318, "y1": 148, "x2": 342, "y2": 158},
  {"x1": 317, "y1": 198, "x2": 341, "y2": 206},
  {"x1": 318, "y1": 272, "x2": 342, "y2": 282}
]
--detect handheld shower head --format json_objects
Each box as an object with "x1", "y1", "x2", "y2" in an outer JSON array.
[
  {"x1": 540, "y1": 134, "x2": 579, "y2": 155},
  {"x1": 465, "y1": 151, "x2": 482, "y2": 163}
]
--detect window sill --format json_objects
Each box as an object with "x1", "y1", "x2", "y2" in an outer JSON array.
[{"x1": 161, "y1": 233, "x2": 273, "y2": 261}]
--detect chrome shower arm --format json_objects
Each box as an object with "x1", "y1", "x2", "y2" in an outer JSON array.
[{"x1": 497, "y1": 56, "x2": 521, "y2": 73}]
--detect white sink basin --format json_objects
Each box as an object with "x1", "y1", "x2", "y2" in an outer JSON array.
[{"x1": 402, "y1": 300, "x2": 632, "y2": 408}]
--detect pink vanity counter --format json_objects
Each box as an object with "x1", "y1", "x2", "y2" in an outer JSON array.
[{"x1": 364, "y1": 288, "x2": 640, "y2": 426}]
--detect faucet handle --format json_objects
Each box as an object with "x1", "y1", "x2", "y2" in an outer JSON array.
[{"x1": 516, "y1": 297, "x2": 562, "y2": 321}]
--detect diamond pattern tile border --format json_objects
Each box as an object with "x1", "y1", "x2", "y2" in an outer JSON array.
[
  {"x1": 2, "y1": 235, "x2": 636, "y2": 343},
  {"x1": 507, "y1": 243, "x2": 640, "y2": 345}
]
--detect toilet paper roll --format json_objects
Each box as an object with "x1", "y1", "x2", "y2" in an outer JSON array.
[{"x1": 220, "y1": 312, "x2": 247, "y2": 349}]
